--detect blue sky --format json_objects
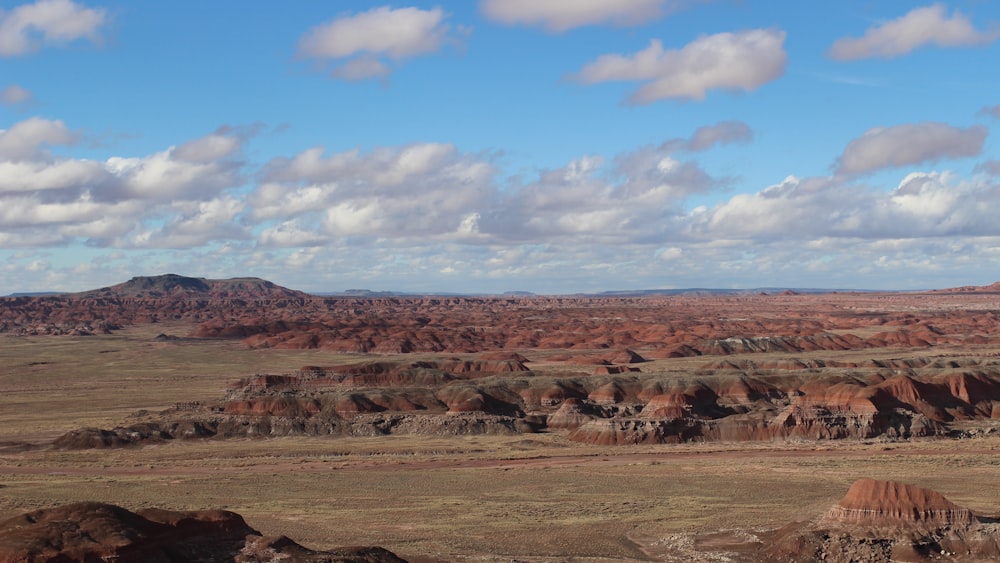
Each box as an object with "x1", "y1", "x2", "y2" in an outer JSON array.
[{"x1": 1, "y1": 0, "x2": 1000, "y2": 294}]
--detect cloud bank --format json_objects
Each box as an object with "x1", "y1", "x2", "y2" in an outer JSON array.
[{"x1": 5, "y1": 113, "x2": 1000, "y2": 293}]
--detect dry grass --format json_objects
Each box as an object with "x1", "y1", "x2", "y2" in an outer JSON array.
[{"x1": 2, "y1": 326, "x2": 1000, "y2": 561}]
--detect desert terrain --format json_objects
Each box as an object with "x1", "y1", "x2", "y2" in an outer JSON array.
[{"x1": 3, "y1": 275, "x2": 1000, "y2": 561}]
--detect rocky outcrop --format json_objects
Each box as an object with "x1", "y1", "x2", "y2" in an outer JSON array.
[
  {"x1": 763, "y1": 480, "x2": 1000, "y2": 562},
  {"x1": 0, "y1": 502, "x2": 406, "y2": 562},
  {"x1": 822, "y1": 479, "x2": 975, "y2": 532}
]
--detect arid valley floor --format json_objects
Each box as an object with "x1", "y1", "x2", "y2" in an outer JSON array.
[{"x1": 3, "y1": 276, "x2": 1000, "y2": 561}]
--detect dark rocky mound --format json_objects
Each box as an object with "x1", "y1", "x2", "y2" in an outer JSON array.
[
  {"x1": 0, "y1": 501, "x2": 406, "y2": 563},
  {"x1": 763, "y1": 480, "x2": 1000, "y2": 562}
]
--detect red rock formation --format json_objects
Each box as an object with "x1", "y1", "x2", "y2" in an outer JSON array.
[
  {"x1": 763, "y1": 480, "x2": 1000, "y2": 562},
  {"x1": 823, "y1": 479, "x2": 975, "y2": 531},
  {"x1": 546, "y1": 398, "x2": 597, "y2": 430}
]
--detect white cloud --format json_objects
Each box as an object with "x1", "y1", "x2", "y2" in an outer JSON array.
[
  {"x1": 835, "y1": 122, "x2": 986, "y2": 175},
  {"x1": 0, "y1": 0, "x2": 106, "y2": 57},
  {"x1": 254, "y1": 143, "x2": 497, "y2": 244},
  {"x1": 0, "y1": 122, "x2": 251, "y2": 249},
  {"x1": 297, "y1": 6, "x2": 457, "y2": 81},
  {"x1": 253, "y1": 138, "x2": 720, "y2": 249},
  {"x1": 0, "y1": 84, "x2": 32, "y2": 106},
  {"x1": 173, "y1": 131, "x2": 242, "y2": 163},
  {"x1": 480, "y1": 0, "x2": 680, "y2": 32},
  {"x1": 0, "y1": 159, "x2": 105, "y2": 193},
  {"x1": 573, "y1": 29, "x2": 787, "y2": 103},
  {"x1": 0, "y1": 117, "x2": 77, "y2": 161},
  {"x1": 829, "y1": 4, "x2": 1000, "y2": 61},
  {"x1": 481, "y1": 147, "x2": 715, "y2": 244},
  {"x1": 128, "y1": 197, "x2": 248, "y2": 249},
  {"x1": 102, "y1": 130, "x2": 245, "y2": 201}
]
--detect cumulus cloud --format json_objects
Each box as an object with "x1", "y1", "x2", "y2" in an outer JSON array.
[
  {"x1": 829, "y1": 4, "x2": 1000, "y2": 61},
  {"x1": 835, "y1": 122, "x2": 986, "y2": 175},
  {"x1": 481, "y1": 146, "x2": 717, "y2": 244},
  {"x1": 103, "y1": 148, "x2": 243, "y2": 202},
  {"x1": 573, "y1": 29, "x2": 787, "y2": 103},
  {"x1": 253, "y1": 143, "x2": 497, "y2": 243},
  {"x1": 480, "y1": 0, "x2": 686, "y2": 32},
  {"x1": 128, "y1": 197, "x2": 249, "y2": 249},
  {"x1": 688, "y1": 170, "x2": 1000, "y2": 243},
  {"x1": 0, "y1": 117, "x2": 77, "y2": 161},
  {"x1": 0, "y1": 119, "x2": 250, "y2": 249},
  {"x1": 251, "y1": 135, "x2": 724, "y2": 249},
  {"x1": 0, "y1": 84, "x2": 33, "y2": 107},
  {"x1": 0, "y1": 0, "x2": 106, "y2": 57},
  {"x1": 173, "y1": 130, "x2": 243, "y2": 163},
  {"x1": 297, "y1": 6, "x2": 457, "y2": 80}
]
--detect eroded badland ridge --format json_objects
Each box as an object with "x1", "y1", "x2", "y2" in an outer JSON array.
[{"x1": 5, "y1": 274, "x2": 1000, "y2": 560}]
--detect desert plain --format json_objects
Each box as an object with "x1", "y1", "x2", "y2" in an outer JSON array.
[{"x1": 3, "y1": 276, "x2": 1000, "y2": 561}]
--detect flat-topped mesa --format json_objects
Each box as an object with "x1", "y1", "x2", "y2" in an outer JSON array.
[{"x1": 823, "y1": 479, "x2": 976, "y2": 532}]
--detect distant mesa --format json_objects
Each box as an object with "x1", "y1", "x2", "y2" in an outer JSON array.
[
  {"x1": 76, "y1": 273, "x2": 311, "y2": 300},
  {"x1": 933, "y1": 281, "x2": 1000, "y2": 294}
]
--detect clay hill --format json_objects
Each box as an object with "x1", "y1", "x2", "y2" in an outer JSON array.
[
  {"x1": 760, "y1": 479, "x2": 1000, "y2": 562},
  {"x1": 0, "y1": 501, "x2": 405, "y2": 563}
]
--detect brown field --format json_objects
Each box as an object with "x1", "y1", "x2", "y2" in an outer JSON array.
[{"x1": 4, "y1": 315, "x2": 1000, "y2": 562}]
